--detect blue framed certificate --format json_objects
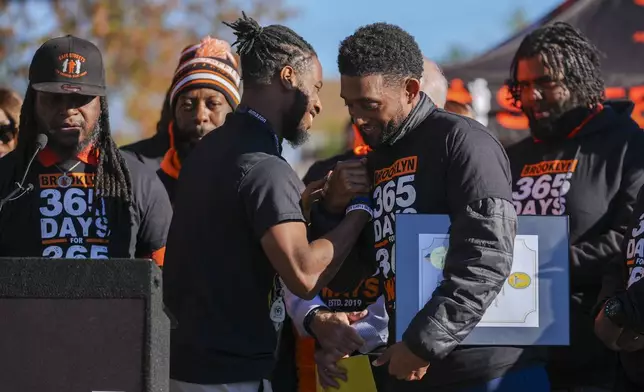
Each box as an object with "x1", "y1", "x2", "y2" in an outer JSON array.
[{"x1": 395, "y1": 214, "x2": 570, "y2": 346}]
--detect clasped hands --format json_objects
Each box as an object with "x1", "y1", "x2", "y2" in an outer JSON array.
[{"x1": 312, "y1": 309, "x2": 430, "y2": 389}]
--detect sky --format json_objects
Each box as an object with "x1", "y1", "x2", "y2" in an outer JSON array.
[
  {"x1": 1, "y1": 0, "x2": 564, "y2": 143},
  {"x1": 278, "y1": 0, "x2": 562, "y2": 163},
  {"x1": 284, "y1": 0, "x2": 562, "y2": 78}
]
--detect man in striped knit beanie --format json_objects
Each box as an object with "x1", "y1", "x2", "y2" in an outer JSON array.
[{"x1": 157, "y1": 36, "x2": 241, "y2": 204}]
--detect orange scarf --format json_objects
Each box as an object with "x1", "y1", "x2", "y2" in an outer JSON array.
[{"x1": 160, "y1": 122, "x2": 181, "y2": 179}]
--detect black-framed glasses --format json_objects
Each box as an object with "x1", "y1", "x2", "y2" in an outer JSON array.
[{"x1": 0, "y1": 119, "x2": 17, "y2": 144}]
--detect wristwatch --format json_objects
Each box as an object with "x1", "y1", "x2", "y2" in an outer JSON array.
[
  {"x1": 604, "y1": 297, "x2": 626, "y2": 328},
  {"x1": 303, "y1": 306, "x2": 329, "y2": 340}
]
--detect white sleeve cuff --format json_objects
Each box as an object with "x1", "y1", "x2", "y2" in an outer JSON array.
[{"x1": 282, "y1": 283, "x2": 328, "y2": 336}]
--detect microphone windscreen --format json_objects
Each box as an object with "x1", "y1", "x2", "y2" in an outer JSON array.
[{"x1": 35, "y1": 134, "x2": 48, "y2": 150}]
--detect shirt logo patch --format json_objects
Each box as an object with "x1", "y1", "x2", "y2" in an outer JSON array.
[
  {"x1": 56, "y1": 53, "x2": 88, "y2": 79},
  {"x1": 38, "y1": 172, "x2": 111, "y2": 259},
  {"x1": 372, "y1": 155, "x2": 420, "y2": 308},
  {"x1": 626, "y1": 212, "x2": 644, "y2": 288},
  {"x1": 512, "y1": 159, "x2": 578, "y2": 216}
]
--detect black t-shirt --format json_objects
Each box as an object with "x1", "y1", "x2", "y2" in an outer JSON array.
[
  {"x1": 163, "y1": 110, "x2": 305, "y2": 384},
  {"x1": 0, "y1": 148, "x2": 171, "y2": 264}
]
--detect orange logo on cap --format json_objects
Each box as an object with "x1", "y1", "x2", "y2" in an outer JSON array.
[{"x1": 56, "y1": 53, "x2": 88, "y2": 79}]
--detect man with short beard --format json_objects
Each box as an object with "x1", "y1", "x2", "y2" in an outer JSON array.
[
  {"x1": 163, "y1": 13, "x2": 372, "y2": 392},
  {"x1": 505, "y1": 22, "x2": 644, "y2": 391},
  {"x1": 0, "y1": 35, "x2": 171, "y2": 266},
  {"x1": 313, "y1": 23, "x2": 529, "y2": 391},
  {"x1": 157, "y1": 36, "x2": 241, "y2": 204}
]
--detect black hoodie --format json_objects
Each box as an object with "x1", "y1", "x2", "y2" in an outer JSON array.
[{"x1": 505, "y1": 100, "x2": 644, "y2": 388}]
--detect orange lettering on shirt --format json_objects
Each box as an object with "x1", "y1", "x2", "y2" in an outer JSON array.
[
  {"x1": 520, "y1": 159, "x2": 579, "y2": 177},
  {"x1": 374, "y1": 156, "x2": 418, "y2": 186}
]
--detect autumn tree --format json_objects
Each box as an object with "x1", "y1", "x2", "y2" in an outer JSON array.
[{"x1": 0, "y1": 0, "x2": 297, "y2": 144}]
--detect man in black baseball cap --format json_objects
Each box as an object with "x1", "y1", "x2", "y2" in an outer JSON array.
[
  {"x1": 0, "y1": 35, "x2": 172, "y2": 268},
  {"x1": 30, "y1": 34, "x2": 107, "y2": 97}
]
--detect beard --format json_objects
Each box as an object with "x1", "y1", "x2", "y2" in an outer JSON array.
[
  {"x1": 282, "y1": 88, "x2": 310, "y2": 148},
  {"x1": 360, "y1": 103, "x2": 406, "y2": 149},
  {"x1": 526, "y1": 99, "x2": 590, "y2": 142},
  {"x1": 43, "y1": 116, "x2": 99, "y2": 156}
]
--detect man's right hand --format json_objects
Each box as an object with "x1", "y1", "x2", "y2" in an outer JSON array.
[
  {"x1": 322, "y1": 160, "x2": 371, "y2": 214},
  {"x1": 311, "y1": 309, "x2": 368, "y2": 359}
]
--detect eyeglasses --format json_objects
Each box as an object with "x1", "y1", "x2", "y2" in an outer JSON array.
[
  {"x1": 508, "y1": 76, "x2": 565, "y2": 95},
  {"x1": 0, "y1": 119, "x2": 17, "y2": 144}
]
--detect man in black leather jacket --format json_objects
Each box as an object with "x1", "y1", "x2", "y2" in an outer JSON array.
[{"x1": 307, "y1": 23, "x2": 538, "y2": 392}]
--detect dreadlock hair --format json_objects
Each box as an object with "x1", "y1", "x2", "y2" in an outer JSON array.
[
  {"x1": 223, "y1": 12, "x2": 316, "y2": 87},
  {"x1": 508, "y1": 22, "x2": 605, "y2": 108},
  {"x1": 338, "y1": 23, "x2": 424, "y2": 85},
  {"x1": 15, "y1": 86, "x2": 132, "y2": 208}
]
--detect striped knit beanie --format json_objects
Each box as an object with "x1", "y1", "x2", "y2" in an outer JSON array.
[{"x1": 169, "y1": 36, "x2": 241, "y2": 110}]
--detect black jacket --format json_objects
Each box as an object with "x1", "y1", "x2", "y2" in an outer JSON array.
[
  {"x1": 121, "y1": 133, "x2": 169, "y2": 171},
  {"x1": 506, "y1": 100, "x2": 644, "y2": 387},
  {"x1": 310, "y1": 96, "x2": 521, "y2": 390}
]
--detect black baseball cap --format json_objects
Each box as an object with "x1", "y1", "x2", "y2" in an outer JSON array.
[{"x1": 29, "y1": 35, "x2": 106, "y2": 96}]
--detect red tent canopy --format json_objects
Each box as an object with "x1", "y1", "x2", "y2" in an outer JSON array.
[{"x1": 443, "y1": 0, "x2": 644, "y2": 146}]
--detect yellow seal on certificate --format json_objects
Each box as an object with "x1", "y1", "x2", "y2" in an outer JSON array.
[
  {"x1": 429, "y1": 246, "x2": 447, "y2": 270},
  {"x1": 508, "y1": 272, "x2": 532, "y2": 289}
]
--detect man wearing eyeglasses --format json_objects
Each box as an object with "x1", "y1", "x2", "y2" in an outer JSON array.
[
  {"x1": 0, "y1": 88, "x2": 22, "y2": 158},
  {"x1": 505, "y1": 22, "x2": 644, "y2": 391}
]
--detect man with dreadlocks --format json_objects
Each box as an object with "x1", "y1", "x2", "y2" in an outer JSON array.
[
  {"x1": 0, "y1": 35, "x2": 171, "y2": 266},
  {"x1": 163, "y1": 13, "x2": 371, "y2": 392},
  {"x1": 505, "y1": 22, "x2": 644, "y2": 391},
  {"x1": 157, "y1": 35, "x2": 241, "y2": 204}
]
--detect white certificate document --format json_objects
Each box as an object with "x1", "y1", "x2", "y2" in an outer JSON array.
[{"x1": 418, "y1": 234, "x2": 539, "y2": 328}]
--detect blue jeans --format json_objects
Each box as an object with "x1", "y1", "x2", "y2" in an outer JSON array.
[{"x1": 460, "y1": 366, "x2": 550, "y2": 392}]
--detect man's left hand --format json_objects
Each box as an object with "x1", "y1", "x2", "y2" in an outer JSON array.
[{"x1": 372, "y1": 342, "x2": 429, "y2": 381}]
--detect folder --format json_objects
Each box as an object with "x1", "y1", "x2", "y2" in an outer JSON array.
[{"x1": 315, "y1": 355, "x2": 377, "y2": 392}]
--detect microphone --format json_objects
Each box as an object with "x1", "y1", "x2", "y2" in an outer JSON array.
[{"x1": 0, "y1": 134, "x2": 48, "y2": 212}]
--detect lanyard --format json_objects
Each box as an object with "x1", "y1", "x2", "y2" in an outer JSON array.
[{"x1": 237, "y1": 106, "x2": 282, "y2": 154}]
